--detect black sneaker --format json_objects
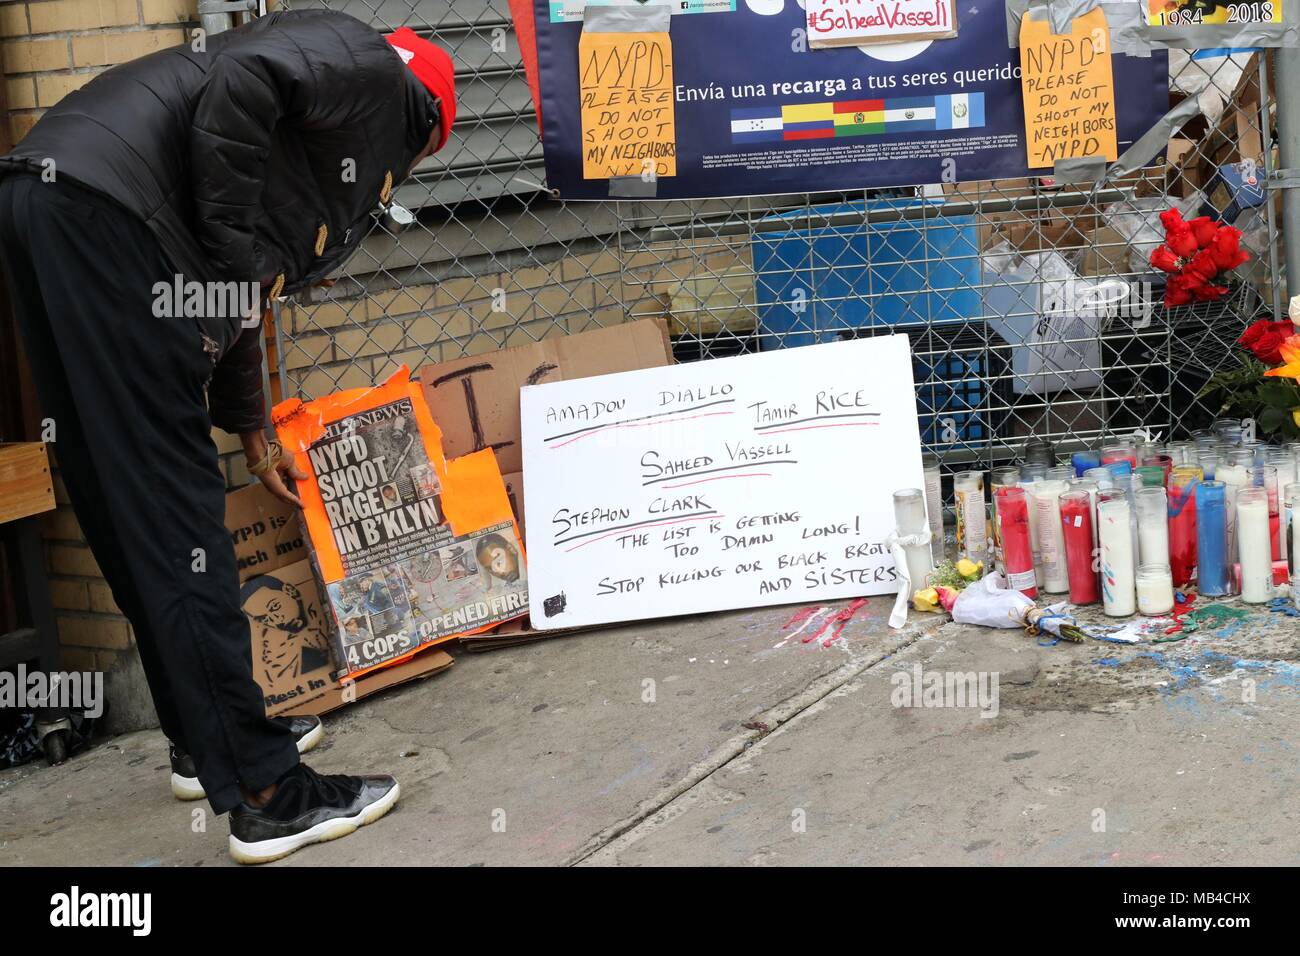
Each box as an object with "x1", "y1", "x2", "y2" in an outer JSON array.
[
  {"x1": 227, "y1": 764, "x2": 400, "y2": 864},
  {"x1": 168, "y1": 715, "x2": 325, "y2": 801}
]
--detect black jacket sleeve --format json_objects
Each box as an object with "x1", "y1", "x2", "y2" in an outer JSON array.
[
  {"x1": 207, "y1": 321, "x2": 266, "y2": 434},
  {"x1": 190, "y1": 11, "x2": 401, "y2": 283}
]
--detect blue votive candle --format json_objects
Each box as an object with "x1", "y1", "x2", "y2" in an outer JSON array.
[
  {"x1": 1072, "y1": 450, "x2": 1101, "y2": 477},
  {"x1": 1196, "y1": 480, "x2": 1229, "y2": 596}
]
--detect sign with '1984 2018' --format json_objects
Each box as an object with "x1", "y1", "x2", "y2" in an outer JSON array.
[{"x1": 519, "y1": 335, "x2": 925, "y2": 630}]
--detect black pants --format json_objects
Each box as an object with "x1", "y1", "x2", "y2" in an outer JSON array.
[{"x1": 0, "y1": 174, "x2": 296, "y2": 813}]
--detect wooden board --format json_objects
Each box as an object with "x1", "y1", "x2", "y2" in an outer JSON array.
[{"x1": 0, "y1": 443, "x2": 55, "y2": 525}]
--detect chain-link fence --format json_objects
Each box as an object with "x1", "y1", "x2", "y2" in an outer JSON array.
[{"x1": 272, "y1": 2, "x2": 1285, "y2": 506}]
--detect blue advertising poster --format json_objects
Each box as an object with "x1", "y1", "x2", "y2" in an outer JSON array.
[{"x1": 533, "y1": 1, "x2": 1169, "y2": 200}]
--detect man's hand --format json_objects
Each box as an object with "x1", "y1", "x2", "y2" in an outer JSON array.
[{"x1": 241, "y1": 430, "x2": 306, "y2": 507}]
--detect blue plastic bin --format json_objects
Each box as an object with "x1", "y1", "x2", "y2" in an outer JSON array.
[{"x1": 752, "y1": 199, "x2": 982, "y2": 349}]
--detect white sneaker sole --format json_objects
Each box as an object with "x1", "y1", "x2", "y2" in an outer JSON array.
[
  {"x1": 228, "y1": 781, "x2": 401, "y2": 865},
  {"x1": 171, "y1": 721, "x2": 325, "y2": 801},
  {"x1": 170, "y1": 772, "x2": 207, "y2": 801},
  {"x1": 295, "y1": 720, "x2": 324, "y2": 755}
]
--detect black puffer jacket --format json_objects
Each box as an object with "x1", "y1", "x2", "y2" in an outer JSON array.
[{"x1": 0, "y1": 10, "x2": 437, "y2": 432}]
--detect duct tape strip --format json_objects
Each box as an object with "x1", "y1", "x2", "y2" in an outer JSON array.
[
  {"x1": 608, "y1": 175, "x2": 660, "y2": 198},
  {"x1": 582, "y1": 2, "x2": 672, "y2": 33},
  {"x1": 1008, "y1": 0, "x2": 1150, "y2": 55},
  {"x1": 1053, "y1": 155, "x2": 1109, "y2": 182},
  {"x1": 1106, "y1": 94, "x2": 1203, "y2": 178},
  {"x1": 583, "y1": 3, "x2": 672, "y2": 197},
  {"x1": 1047, "y1": 0, "x2": 1098, "y2": 34},
  {"x1": 1146, "y1": 11, "x2": 1299, "y2": 50}
]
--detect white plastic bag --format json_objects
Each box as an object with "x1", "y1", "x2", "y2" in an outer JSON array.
[{"x1": 951, "y1": 572, "x2": 1035, "y2": 628}]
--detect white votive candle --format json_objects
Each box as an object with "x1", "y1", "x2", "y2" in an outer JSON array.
[
  {"x1": 1135, "y1": 564, "x2": 1175, "y2": 616},
  {"x1": 923, "y1": 462, "x2": 944, "y2": 563},
  {"x1": 1237, "y1": 488, "x2": 1273, "y2": 603},
  {"x1": 1098, "y1": 497, "x2": 1136, "y2": 617},
  {"x1": 954, "y1": 471, "x2": 988, "y2": 565},
  {"x1": 1135, "y1": 487, "x2": 1169, "y2": 567},
  {"x1": 1218, "y1": 462, "x2": 1249, "y2": 567},
  {"x1": 1033, "y1": 480, "x2": 1069, "y2": 592}
]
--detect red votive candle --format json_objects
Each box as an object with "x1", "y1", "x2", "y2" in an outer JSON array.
[
  {"x1": 1060, "y1": 491, "x2": 1099, "y2": 605},
  {"x1": 1168, "y1": 466, "x2": 1200, "y2": 588},
  {"x1": 996, "y1": 486, "x2": 1037, "y2": 597}
]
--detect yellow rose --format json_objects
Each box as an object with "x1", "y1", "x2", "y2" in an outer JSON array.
[{"x1": 913, "y1": 587, "x2": 941, "y2": 612}]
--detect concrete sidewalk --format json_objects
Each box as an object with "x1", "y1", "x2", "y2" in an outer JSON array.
[{"x1": 1, "y1": 596, "x2": 1296, "y2": 866}]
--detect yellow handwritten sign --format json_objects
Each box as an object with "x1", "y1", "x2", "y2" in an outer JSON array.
[
  {"x1": 1019, "y1": 8, "x2": 1117, "y2": 170},
  {"x1": 578, "y1": 31, "x2": 677, "y2": 181}
]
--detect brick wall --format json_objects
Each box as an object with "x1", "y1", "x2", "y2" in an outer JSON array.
[{"x1": 2, "y1": 0, "x2": 195, "y2": 146}]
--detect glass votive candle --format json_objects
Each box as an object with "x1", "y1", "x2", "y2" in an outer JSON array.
[
  {"x1": 1102, "y1": 443, "x2": 1137, "y2": 467},
  {"x1": 1168, "y1": 466, "x2": 1201, "y2": 588},
  {"x1": 1266, "y1": 447, "x2": 1298, "y2": 488},
  {"x1": 1237, "y1": 487, "x2": 1273, "y2": 603},
  {"x1": 1135, "y1": 564, "x2": 1175, "y2": 616},
  {"x1": 1135, "y1": 487, "x2": 1169, "y2": 567},
  {"x1": 1227, "y1": 448, "x2": 1256, "y2": 468},
  {"x1": 954, "y1": 471, "x2": 988, "y2": 564},
  {"x1": 1253, "y1": 463, "x2": 1280, "y2": 554},
  {"x1": 923, "y1": 460, "x2": 944, "y2": 563},
  {"x1": 990, "y1": 466, "x2": 1021, "y2": 573},
  {"x1": 1072, "y1": 450, "x2": 1101, "y2": 477},
  {"x1": 1136, "y1": 465, "x2": 1166, "y2": 488},
  {"x1": 1196, "y1": 450, "x2": 1218, "y2": 481},
  {"x1": 1196, "y1": 480, "x2": 1230, "y2": 596},
  {"x1": 893, "y1": 488, "x2": 928, "y2": 536},
  {"x1": 1083, "y1": 466, "x2": 1115, "y2": 490},
  {"x1": 1285, "y1": 481, "x2": 1300, "y2": 589}
]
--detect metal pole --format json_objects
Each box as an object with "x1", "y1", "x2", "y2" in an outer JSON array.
[
  {"x1": 196, "y1": 0, "x2": 257, "y2": 36},
  {"x1": 1273, "y1": 47, "x2": 1300, "y2": 314}
]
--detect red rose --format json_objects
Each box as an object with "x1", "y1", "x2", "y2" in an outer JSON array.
[
  {"x1": 1150, "y1": 245, "x2": 1180, "y2": 273},
  {"x1": 1167, "y1": 224, "x2": 1199, "y2": 259},
  {"x1": 1188, "y1": 216, "x2": 1219, "y2": 248},
  {"x1": 1164, "y1": 273, "x2": 1195, "y2": 307},
  {"x1": 1238, "y1": 319, "x2": 1294, "y2": 364},
  {"x1": 1160, "y1": 208, "x2": 1186, "y2": 233},
  {"x1": 1193, "y1": 283, "x2": 1229, "y2": 302},
  {"x1": 1185, "y1": 249, "x2": 1220, "y2": 282},
  {"x1": 1209, "y1": 227, "x2": 1250, "y2": 271}
]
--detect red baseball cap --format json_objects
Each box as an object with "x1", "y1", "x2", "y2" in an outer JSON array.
[{"x1": 385, "y1": 27, "x2": 456, "y2": 152}]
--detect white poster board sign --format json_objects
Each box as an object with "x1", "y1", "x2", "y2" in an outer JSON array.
[
  {"x1": 805, "y1": 0, "x2": 958, "y2": 49},
  {"x1": 520, "y1": 336, "x2": 925, "y2": 630}
]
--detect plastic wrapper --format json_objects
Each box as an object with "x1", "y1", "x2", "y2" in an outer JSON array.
[
  {"x1": 951, "y1": 572, "x2": 1036, "y2": 628},
  {"x1": 1103, "y1": 192, "x2": 1204, "y2": 274},
  {"x1": 1168, "y1": 49, "x2": 1253, "y2": 128}
]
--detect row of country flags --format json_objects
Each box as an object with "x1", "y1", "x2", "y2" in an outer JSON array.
[{"x1": 730, "y1": 93, "x2": 986, "y2": 144}]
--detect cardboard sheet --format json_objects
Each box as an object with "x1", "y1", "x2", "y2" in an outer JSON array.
[
  {"x1": 225, "y1": 484, "x2": 453, "y2": 717},
  {"x1": 273, "y1": 368, "x2": 527, "y2": 679},
  {"x1": 578, "y1": 30, "x2": 677, "y2": 181}
]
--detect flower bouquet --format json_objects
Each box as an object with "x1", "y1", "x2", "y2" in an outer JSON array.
[
  {"x1": 1198, "y1": 318, "x2": 1300, "y2": 438},
  {"x1": 1149, "y1": 209, "x2": 1250, "y2": 307}
]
